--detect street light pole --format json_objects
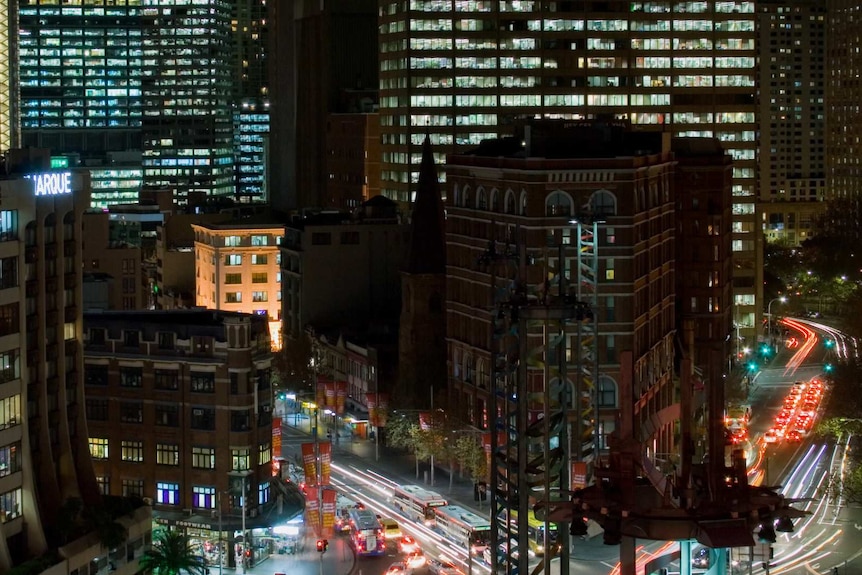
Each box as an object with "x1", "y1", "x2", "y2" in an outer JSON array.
[
  {"x1": 228, "y1": 470, "x2": 253, "y2": 574},
  {"x1": 766, "y1": 296, "x2": 787, "y2": 348}
]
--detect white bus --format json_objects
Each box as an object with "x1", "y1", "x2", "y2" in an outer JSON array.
[
  {"x1": 391, "y1": 484, "x2": 448, "y2": 526},
  {"x1": 348, "y1": 508, "x2": 385, "y2": 556},
  {"x1": 433, "y1": 504, "x2": 491, "y2": 555}
]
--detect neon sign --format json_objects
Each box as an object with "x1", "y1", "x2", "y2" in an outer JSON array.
[{"x1": 29, "y1": 172, "x2": 72, "y2": 197}]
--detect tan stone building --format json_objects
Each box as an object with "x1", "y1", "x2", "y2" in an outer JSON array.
[{"x1": 192, "y1": 217, "x2": 284, "y2": 348}]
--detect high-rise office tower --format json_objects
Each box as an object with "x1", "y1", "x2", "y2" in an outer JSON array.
[
  {"x1": 18, "y1": 0, "x2": 143, "y2": 207},
  {"x1": 141, "y1": 0, "x2": 234, "y2": 202},
  {"x1": 268, "y1": 0, "x2": 378, "y2": 211},
  {"x1": 19, "y1": 0, "x2": 269, "y2": 207},
  {"x1": 232, "y1": 0, "x2": 269, "y2": 201},
  {"x1": 378, "y1": 0, "x2": 760, "y2": 352},
  {"x1": 758, "y1": 0, "x2": 826, "y2": 246},
  {"x1": 827, "y1": 0, "x2": 862, "y2": 199},
  {"x1": 0, "y1": 0, "x2": 17, "y2": 152}
]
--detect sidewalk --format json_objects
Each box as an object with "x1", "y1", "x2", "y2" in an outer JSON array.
[{"x1": 242, "y1": 529, "x2": 354, "y2": 575}]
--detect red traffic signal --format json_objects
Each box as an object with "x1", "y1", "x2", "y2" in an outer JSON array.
[{"x1": 316, "y1": 539, "x2": 328, "y2": 553}]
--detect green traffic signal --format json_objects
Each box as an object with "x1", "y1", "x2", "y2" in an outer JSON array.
[
  {"x1": 824, "y1": 363, "x2": 834, "y2": 373},
  {"x1": 747, "y1": 362, "x2": 758, "y2": 372},
  {"x1": 825, "y1": 339, "x2": 835, "y2": 348},
  {"x1": 760, "y1": 344, "x2": 772, "y2": 356}
]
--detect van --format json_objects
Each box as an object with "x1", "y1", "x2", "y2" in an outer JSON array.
[{"x1": 381, "y1": 518, "x2": 402, "y2": 540}]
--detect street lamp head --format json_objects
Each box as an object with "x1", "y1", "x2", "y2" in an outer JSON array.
[{"x1": 779, "y1": 296, "x2": 787, "y2": 303}]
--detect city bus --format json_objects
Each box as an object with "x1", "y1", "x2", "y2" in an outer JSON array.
[
  {"x1": 432, "y1": 504, "x2": 491, "y2": 555},
  {"x1": 508, "y1": 510, "x2": 558, "y2": 556},
  {"x1": 391, "y1": 484, "x2": 448, "y2": 526},
  {"x1": 348, "y1": 508, "x2": 386, "y2": 556}
]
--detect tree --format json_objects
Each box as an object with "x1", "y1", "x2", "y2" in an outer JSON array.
[
  {"x1": 271, "y1": 332, "x2": 314, "y2": 391},
  {"x1": 455, "y1": 435, "x2": 487, "y2": 483},
  {"x1": 139, "y1": 529, "x2": 207, "y2": 575}
]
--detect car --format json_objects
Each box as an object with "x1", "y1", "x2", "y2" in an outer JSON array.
[
  {"x1": 405, "y1": 551, "x2": 427, "y2": 569},
  {"x1": 398, "y1": 536, "x2": 420, "y2": 554},
  {"x1": 428, "y1": 559, "x2": 462, "y2": 575},
  {"x1": 385, "y1": 563, "x2": 407, "y2": 575},
  {"x1": 381, "y1": 518, "x2": 402, "y2": 540},
  {"x1": 692, "y1": 546, "x2": 711, "y2": 569},
  {"x1": 785, "y1": 429, "x2": 802, "y2": 443},
  {"x1": 763, "y1": 429, "x2": 780, "y2": 444}
]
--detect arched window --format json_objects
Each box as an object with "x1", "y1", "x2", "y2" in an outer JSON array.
[
  {"x1": 490, "y1": 189, "x2": 500, "y2": 212},
  {"x1": 476, "y1": 359, "x2": 487, "y2": 389},
  {"x1": 590, "y1": 190, "x2": 617, "y2": 218},
  {"x1": 597, "y1": 375, "x2": 618, "y2": 408},
  {"x1": 462, "y1": 186, "x2": 472, "y2": 208},
  {"x1": 44, "y1": 214, "x2": 56, "y2": 243},
  {"x1": 63, "y1": 212, "x2": 75, "y2": 241},
  {"x1": 504, "y1": 189, "x2": 517, "y2": 214},
  {"x1": 452, "y1": 184, "x2": 460, "y2": 207},
  {"x1": 546, "y1": 191, "x2": 574, "y2": 216},
  {"x1": 476, "y1": 188, "x2": 487, "y2": 210},
  {"x1": 519, "y1": 190, "x2": 528, "y2": 216},
  {"x1": 464, "y1": 354, "x2": 475, "y2": 383}
]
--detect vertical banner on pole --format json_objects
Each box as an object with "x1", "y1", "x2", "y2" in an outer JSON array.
[
  {"x1": 319, "y1": 441, "x2": 332, "y2": 485},
  {"x1": 301, "y1": 443, "x2": 317, "y2": 486},
  {"x1": 272, "y1": 417, "x2": 282, "y2": 459},
  {"x1": 336, "y1": 382, "x2": 347, "y2": 415},
  {"x1": 325, "y1": 382, "x2": 336, "y2": 409},
  {"x1": 571, "y1": 461, "x2": 588, "y2": 491},
  {"x1": 305, "y1": 488, "x2": 321, "y2": 537},
  {"x1": 316, "y1": 377, "x2": 326, "y2": 409},
  {"x1": 377, "y1": 392, "x2": 390, "y2": 427},
  {"x1": 366, "y1": 393, "x2": 378, "y2": 427},
  {"x1": 321, "y1": 489, "x2": 337, "y2": 538}
]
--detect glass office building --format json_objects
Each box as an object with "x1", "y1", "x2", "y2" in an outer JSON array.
[
  {"x1": 141, "y1": 0, "x2": 235, "y2": 202},
  {"x1": 378, "y1": 0, "x2": 760, "y2": 345}
]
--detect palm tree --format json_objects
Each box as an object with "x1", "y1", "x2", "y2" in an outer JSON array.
[{"x1": 140, "y1": 529, "x2": 207, "y2": 575}]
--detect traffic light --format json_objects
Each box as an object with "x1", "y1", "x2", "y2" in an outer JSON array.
[
  {"x1": 760, "y1": 343, "x2": 773, "y2": 357},
  {"x1": 316, "y1": 539, "x2": 328, "y2": 553},
  {"x1": 747, "y1": 361, "x2": 758, "y2": 372},
  {"x1": 824, "y1": 363, "x2": 834, "y2": 373},
  {"x1": 825, "y1": 339, "x2": 835, "y2": 349}
]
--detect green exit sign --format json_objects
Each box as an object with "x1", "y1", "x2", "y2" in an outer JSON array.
[{"x1": 50, "y1": 156, "x2": 69, "y2": 169}]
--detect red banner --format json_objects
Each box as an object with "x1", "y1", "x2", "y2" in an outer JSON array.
[
  {"x1": 316, "y1": 382, "x2": 326, "y2": 409},
  {"x1": 322, "y1": 489, "x2": 337, "y2": 538},
  {"x1": 419, "y1": 412, "x2": 432, "y2": 431},
  {"x1": 306, "y1": 488, "x2": 320, "y2": 537},
  {"x1": 336, "y1": 381, "x2": 347, "y2": 415},
  {"x1": 319, "y1": 441, "x2": 331, "y2": 485},
  {"x1": 272, "y1": 417, "x2": 282, "y2": 459},
  {"x1": 366, "y1": 392, "x2": 390, "y2": 427},
  {"x1": 571, "y1": 461, "x2": 588, "y2": 490},
  {"x1": 325, "y1": 382, "x2": 336, "y2": 409},
  {"x1": 481, "y1": 431, "x2": 507, "y2": 454},
  {"x1": 301, "y1": 443, "x2": 317, "y2": 486}
]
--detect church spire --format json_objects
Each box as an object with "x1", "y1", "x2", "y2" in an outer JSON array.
[{"x1": 404, "y1": 133, "x2": 446, "y2": 274}]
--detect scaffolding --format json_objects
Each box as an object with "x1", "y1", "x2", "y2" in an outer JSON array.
[{"x1": 481, "y1": 214, "x2": 602, "y2": 575}]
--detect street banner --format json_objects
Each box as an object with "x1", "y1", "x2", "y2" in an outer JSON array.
[
  {"x1": 481, "y1": 431, "x2": 507, "y2": 454},
  {"x1": 335, "y1": 381, "x2": 347, "y2": 415},
  {"x1": 319, "y1": 441, "x2": 332, "y2": 485},
  {"x1": 272, "y1": 417, "x2": 282, "y2": 459},
  {"x1": 316, "y1": 378, "x2": 326, "y2": 409},
  {"x1": 377, "y1": 392, "x2": 389, "y2": 427},
  {"x1": 366, "y1": 393, "x2": 378, "y2": 427},
  {"x1": 306, "y1": 488, "x2": 321, "y2": 537},
  {"x1": 321, "y1": 489, "x2": 337, "y2": 537},
  {"x1": 325, "y1": 382, "x2": 336, "y2": 409},
  {"x1": 571, "y1": 461, "x2": 588, "y2": 490},
  {"x1": 301, "y1": 442, "x2": 317, "y2": 486},
  {"x1": 366, "y1": 392, "x2": 390, "y2": 427},
  {"x1": 419, "y1": 411, "x2": 432, "y2": 431}
]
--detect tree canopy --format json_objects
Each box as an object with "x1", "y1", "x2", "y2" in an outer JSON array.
[{"x1": 139, "y1": 529, "x2": 207, "y2": 575}]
